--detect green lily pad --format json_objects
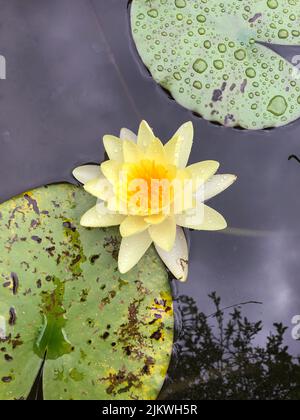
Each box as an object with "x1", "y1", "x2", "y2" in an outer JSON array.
[
  {"x1": 0, "y1": 184, "x2": 173, "y2": 400},
  {"x1": 131, "y1": 0, "x2": 300, "y2": 129}
]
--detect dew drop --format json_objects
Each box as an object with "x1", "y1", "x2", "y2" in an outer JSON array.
[
  {"x1": 234, "y1": 49, "x2": 246, "y2": 61},
  {"x1": 278, "y1": 29, "x2": 289, "y2": 39},
  {"x1": 175, "y1": 0, "x2": 186, "y2": 8},
  {"x1": 213, "y1": 60, "x2": 224, "y2": 70},
  {"x1": 173, "y1": 72, "x2": 182, "y2": 81},
  {"x1": 218, "y1": 43, "x2": 227, "y2": 53},
  {"x1": 193, "y1": 58, "x2": 208, "y2": 74},
  {"x1": 267, "y1": 95, "x2": 288, "y2": 116},
  {"x1": 246, "y1": 67, "x2": 256, "y2": 78},
  {"x1": 267, "y1": 0, "x2": 278, "y2": 9},
  {"x1": 197, "y1": 15, "x2": 206, "y2": 23},
  {"x1": 193, "y1": 80, "x2": 202, "y2": 90},
  {"x1": 147, "y1": 9, "x2": 158, "y2": 18}
]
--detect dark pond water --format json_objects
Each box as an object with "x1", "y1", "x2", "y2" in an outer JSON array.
[{"x1": 1, "y1": 0, "x2": 300, "y2": 400}]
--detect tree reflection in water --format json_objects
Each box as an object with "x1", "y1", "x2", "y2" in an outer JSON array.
[{"x1": 160, "y1": 293, "x2": 300, "y2": 400}]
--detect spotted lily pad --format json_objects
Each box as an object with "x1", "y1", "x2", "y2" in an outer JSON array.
[
  {"x1": 131, "y1": 0, "x2": 300, "y2": 129},
  {"x1": 0, "y1": 184, "x2": 173, "y2": 400}
]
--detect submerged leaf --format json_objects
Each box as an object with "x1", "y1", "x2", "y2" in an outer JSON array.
[
  {"x1": 131, "y1": 0, "x2": 300, "y2": 129},
  {"x1": 0, "y1": 184, "x2": 173, "y2": 400}
]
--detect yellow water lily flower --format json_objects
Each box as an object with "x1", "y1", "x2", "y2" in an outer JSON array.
[{"x1": 73, "y1": 121, "x2": 237, "y2": 282}]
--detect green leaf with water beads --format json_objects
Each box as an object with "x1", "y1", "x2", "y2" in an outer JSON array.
[
  {"x1": 0, "y1": 184, "x2": 173, "y2": 400},
  {"x1": 131, "y1": 0, "x2": 300, "y2": 129}
]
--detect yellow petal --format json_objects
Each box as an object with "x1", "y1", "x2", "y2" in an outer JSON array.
[
  {"x1": 123, "y1": 140, "x2": 144, "y2": 163},
  {"x1": 72, "y1": 165, "x2": 101, "y2": 184},
  {"x1": 164, "y1": 121, "x2": 194, "y2": 168},
  {"x1": 149, "y1": 216, "x2": 176, "y2": 252},
  {"x1": 171, "y1": 169, "x2": 194, "y2": 214},
  {"x1": 101, "y1": 160, "x2": 122, "y2": 186},
  {"x1": 120, "y1": 128, "x2": 137, "y2": 142},
  {"x1": 137, "y1": 120, "x2": 155, "y2": 150},
  {"x1": 155, "y1": 227, "x2": 189, "y2": 282},
  {"x1": 176, "y1": 204, "x2": 227, "y2": 231},
  {"x1": 145, "y1": 137, "x2": 166, "y2": 164},
  {"x1": 103, "y1": 135, "x2": 123, "y2": 162},
  {"x1": 106, "y1": 195, "x2": 128, "y2": 214},
  {"x1": 144, "y1": 214, "x2": 166, "y2": 225},
  {"x1": 186, "y1": 161, "x2": 220, "y2": 191},
  {"x1": 81, "y1": 206, "x2": 125, "y2": 228},
  {"x1": 120, "y1": 216, "x2": 149, "y2": 237},
  {"x1": 84, "y1": 177, "x2": 113, "y2": 201},
  {"x1": 202, "y1": 174, "x2": 237, "y2": 202},
  {"x1": 118, "y1": 230, "x2": 152, "y2": 273}
]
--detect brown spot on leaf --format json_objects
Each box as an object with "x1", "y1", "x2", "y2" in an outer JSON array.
[
  {"x1": 9, "y1": 308, "x2": 17, "y2": 326},
  {"x1": 31, "y1": 236, "x2": 42, "y2": 244},
  {"x1": 46, "y1": 246, "x2": 56, "y2": 257},
  {"x1": 90, "y1": 254, "x2": 100, "y2": 264},
  {"x1": 63, "y1": 221, "x2": 76, "y2": 232},
  {"x1": 150, "y1": 325, "x2": 164, "y2": 341},
  {"x1": 1, "y1": 376, "x2": 12, "y2": 383},
  {"x1": 12, "y1": 334, "x2": 23, "y2": 349},
  {"x1": 24, "y1": 194, "x2": 40, "y2": 215},
  {"x1": 212, "y1": 89, "x2": 223, "y2": 102},
  {"x1": 240, "y1": 79, "x2": 247, "y2": 93},
  {"x1": 141, "y1": 357, "x2": 155, "y2": 375},
  {"x1": 101, "y1": 368, "x2": 142, "y2": 396},
  {"x1": 11, "y1": 272, "x2": 19, "y2": 295},
  {"x1": 249, "y1": 13, "x2": 262, "y2": 23},
  {"x1": 103, "y1": 236, "x2": 120, "y2": 261}
]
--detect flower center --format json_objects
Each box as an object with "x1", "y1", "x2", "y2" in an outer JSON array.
[{"x1": 122, "y1": 160, "x2": 177, "y2": 215}]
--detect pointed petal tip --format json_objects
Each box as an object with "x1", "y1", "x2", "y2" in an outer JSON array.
[
  {"x1": 213, "y1": 214, "x2": 228, "y2": 231},
  {"x1": 118, "y1": 262, "x2": 129, "y2": 275},
  {"x1": 166, "y1": 122, "x2": 195, "y2": 168},
  {"x1": 179, "y1": 120, "x2": 194, "y2": 137},
  {"x1": 103, "y1": 135, "x2": 124, "y2": 162},
  {"x1": 200, "y1": 174, "x2": 237, "y2": 203},
  {"x1": 228, "y1": 174, "x2": 238, "y2": 188},
  {"x1": 154, "y1": 227, "x2": 189, "y2": 282},
  {"x1": 139, "y1": 120, "x2": 151, "y2": 131},
  {"x1": 184, "y1": 120, "x2": 194, "y2": 130},
  {"x1": 221, "y1": 220, "x2": 228, "y2": 230},
  {"x1": 80, "y1": 214, "x2": 91, "y2": 227},
  {"x1": 142, "y1": 121, "x2": 155, "y2": 135},
  {"x1": 214, "y1": 160, "x2": 221, "y2": 170},
  {"x1": 225, "y1": 174, "x2": 238, "y2": 184},
  {"x1": 177, "y1": 268, "x2": 189, "y2": 282},
  {"x1": 72, "y1": 165, "x2": 100, "y2": 184},
  {"x1": 80, "y1": 207, "x2": 100, "y2": 227},
  {"x1": 120, "y1": 128, "x2": 137, "y2": 142},
  {"x1": 72, "y1": 168, "x2": 80, "y2": 182}
]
